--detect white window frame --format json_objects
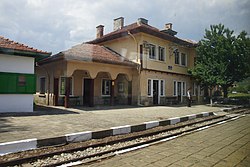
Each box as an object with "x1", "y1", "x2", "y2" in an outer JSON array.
[
  {"x1": 147, "y1": 79, "x2": 153, "y2": 97},
  {"x1": 173, "y1": 80, "x2": 177, "y2": 96},
  {"x1": 39, "y1": 76, "x2": 46, "y2": 94},
  {"x1": 102, "y1": 79, "x2": 111, "y2": 96},
  {"x1": 182, "y1": 82, "x2": 186, "y2": 96},
  {"x1": 59, "y1": 76, "x2": 73, "y2": 96},
  {"x1": 158, "y1": 46, "x2": 165, "y2": 61},
  {"x1": 118, "y1": 82, "x2": 124, "y2": 93},
  {"x1": 181, "y1": 53, "x2": 187, "y2": 66},
  {"x1": 192, "y1": 82, "x2": 197, "y2": 96},
  {"x1": 174, "y1": 80, "x2": 186, "y2": 96},
  {"x1": 160, "y1": 79, "x2": 165, "y2": 96},
  {"x1": 174, "y1": 50, "x2": 180, "y2": 65},
  {"x1": 148, "y1": 44, "x2": 156, "y2": 60}
]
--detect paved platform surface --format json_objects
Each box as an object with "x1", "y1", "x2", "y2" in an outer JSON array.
[
  {"x1": 87, "y1": 114, "x2": 250, "y2": 167},
  {"x1": 0, "y1": 105, "x2": 226, "y2": 143}
]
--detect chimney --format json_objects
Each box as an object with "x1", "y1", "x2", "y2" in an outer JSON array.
[
  {"x1": 137, "y1": 18, "x2": 148, "y2": 25},
  {"x1": 113, "y1": 17, "x2": 124, "y2": 31},
  {"x1": 165, "y1": 23, "x2": 172, "y2": 30},
  {"x1": 161, "y1": 23, "x2": 177, "y2": 36},
  {"x1": 96, "y1": 25, "x2": 104, "y2": 38}
]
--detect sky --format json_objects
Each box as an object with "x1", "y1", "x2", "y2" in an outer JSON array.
[{"x1": 0, "y1": 0, "x2": 249, "y2": 54}]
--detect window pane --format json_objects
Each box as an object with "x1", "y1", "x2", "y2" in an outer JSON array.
[
  {"x1": 182, "y1": 82, "x2": 186, "y2": 95},
  {"x1": 60, "y1": 77, "x2": 73, "y2": 95},
  {"x1": 148, "y1": 79, "x2": 151, "y2": 96},
  {"x1": 118, "y1": 82, "x2": 124, "y2": 93},
  {"x1": 149, "y1": 44, "x2": 156, "y2": 59},
  {"x1": 160, "y1": 80, "x2": 164, "y2": 96},
  {"x1": 181, "y1": 53, "x2": 186, "y2": 66},
  {"x1": 102, "y1": 79, "x2": 111, "y2": 95},
  {"x1": 158, "y1": 46, "x2": 165, "y2": 61},
  {"x1": 60, "y1": 77, "x2": 66, "y2": 95},
  {"x1": 174, "y1": 51, "x2": 179, "y2": 64},
  {"x1": 174, "y1": 81, "x2": 176, "y2": 96}
]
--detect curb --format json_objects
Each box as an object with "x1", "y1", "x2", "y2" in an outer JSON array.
[{"x1": 0, "y1": 106, "x2": 243, "y2": 155}]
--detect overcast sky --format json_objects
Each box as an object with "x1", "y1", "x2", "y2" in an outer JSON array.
[{"x1": 0, "y1": 0, "x2": 249, "y2": 54}]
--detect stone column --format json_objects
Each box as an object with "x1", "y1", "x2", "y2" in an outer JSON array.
[{"x1": 89, "y1": 79, "x2": 94, "y2": 107}]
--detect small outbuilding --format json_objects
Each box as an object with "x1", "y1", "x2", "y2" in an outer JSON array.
[{"x1": 0, "y1": 36, "x2": 51, "y2": 112}]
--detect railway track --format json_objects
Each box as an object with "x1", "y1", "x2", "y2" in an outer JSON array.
[{"x1": 0, "y1": 108, "x2": 249, "y2": 167}]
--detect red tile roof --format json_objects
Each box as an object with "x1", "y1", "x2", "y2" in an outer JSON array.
[
  {"x1": 88, "y1": 22, "x2": 197, "y2": 47},
  {"x1": 0, "y1": 36, "x2": 51, "y2": 55},
  {"x1": 39, "y1": 43, "x2": 137, "y2": 67}
]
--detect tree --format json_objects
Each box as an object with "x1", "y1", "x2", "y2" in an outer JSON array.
[{"x1": 189, "y1": 24, "x2": 250, "y2": 98}]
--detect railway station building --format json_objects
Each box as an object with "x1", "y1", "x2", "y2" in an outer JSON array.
[{"x1": 35, "y1": 17, "x2": 204, "y2": 107}]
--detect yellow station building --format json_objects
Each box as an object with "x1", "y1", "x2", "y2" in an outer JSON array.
[{"x1": 35, "y1": 17, "x2": 203, "y2": 107}]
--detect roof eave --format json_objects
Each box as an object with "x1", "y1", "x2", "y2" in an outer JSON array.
[
  {"x1": 37, "y1": 53, "x2": 64, "y2": 65},
  {"x1": 0, "y1": 47, "x2": 51, "y2": 61},
  {"x1": 88, "y1": 25, "x2": 197, "y2": 47}
]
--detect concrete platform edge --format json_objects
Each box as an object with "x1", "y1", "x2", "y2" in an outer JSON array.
[{"x1": 0, "y1": 106, "x2": 243, "y2": 155}]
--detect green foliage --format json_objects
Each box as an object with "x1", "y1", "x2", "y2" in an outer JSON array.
[
  {"x1": 189, "y1": 24, "x2": 250, "y2": 97},
  {"x1": 228, "y1": 77, "x2": 250, "y2": 93},
  {"x1": 228, "y1": 93, "x2": 250, "y2": 98}
]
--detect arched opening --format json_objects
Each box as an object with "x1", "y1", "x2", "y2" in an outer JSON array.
[
  {"x1": 115, "y1": 73, "x2": 132, "y2": 105},
  {"x1": 55, "y1": 69, "x2": 135, "y2": 107}
]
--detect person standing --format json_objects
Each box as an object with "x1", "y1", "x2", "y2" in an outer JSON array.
[{"x1": 187, "y1": 88, "x2": 192, "y2": 107}]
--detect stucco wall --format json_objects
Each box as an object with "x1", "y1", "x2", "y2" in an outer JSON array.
[
  {"x1": 0, "y1": 54, "x2": 35, "y2": 112},
  {"x1": 99, "y1": 32, "x2": 198, "y2": 105},
  {"x1": 101, "y1": 35, "x2": 139, "y2": 63},
  {"x1": 0, "y1": 54, "x2": 34, "y2": 74},
  {"x1": 139, "y1": 33, "x2": 195, "y2": 75},
  {"x1": 35, "y1": 60, "x2": 139, "y2": 106},
  {"x1": 100, "y1": 33, "x2": 196, "y2": 75},
  {"x1": 0, "y1": 94, "x2": 33, "y2": 112},
  {"x1": 139, "y1": 70, "x2": 192, "y2": 105}
]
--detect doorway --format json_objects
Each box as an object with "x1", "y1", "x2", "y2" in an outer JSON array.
[
  {"x1": 53, "y1": 78, "x2": 59, "y2": 106},
  {"x1": 83, "y1": 78, "x2": 94, "y2": 107},
  {"x1": 153, "y1": 80, "x2": 159, "y2": 105}
]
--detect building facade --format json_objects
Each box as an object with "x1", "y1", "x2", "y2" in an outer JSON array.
[
  {"x1": 89, "y1": 17, "x2": 204, "y2": 105},
  {"x1": 35, "y1": 17, "x2": 204, "y2": 107},
  {"x1": 35, "y1": 44, "x2": 138, "y2": 107},
  {"x1": 0, "y1": 36, "x2": 51, "y2": 112}
]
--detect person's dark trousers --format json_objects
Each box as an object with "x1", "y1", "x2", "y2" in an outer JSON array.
[{"x1": 187, "y1": 98, "x2": 191, "y2": 107}]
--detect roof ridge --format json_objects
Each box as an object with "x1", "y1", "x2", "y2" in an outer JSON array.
[
  {"x1": 41, "y1": 43, "x2": 137, "y2": 67},
  {"x1": 0, "y1": 35, "x2": 51, "y2": 54},
  {"x1": 88, "y1": 21, "x2": 197, "y2": 47}
]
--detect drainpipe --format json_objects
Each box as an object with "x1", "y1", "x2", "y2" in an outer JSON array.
[
  {"x1": 128, "y1": 31, "x2": 142, "y2": 105},
  {"x1": 128, "y1": 31, "x2": 139, "y2": 63}
]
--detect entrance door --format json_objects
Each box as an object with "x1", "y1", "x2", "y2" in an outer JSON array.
[
  {"x1": 177, "y1": 82, "x2": 182, "y2": 102},
  {"x1": 153, "y1": 80, "x2": 159, "y2": 105},
  {"x1": 83, "y1": 78, "x2": 94, "y2": 107}
]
